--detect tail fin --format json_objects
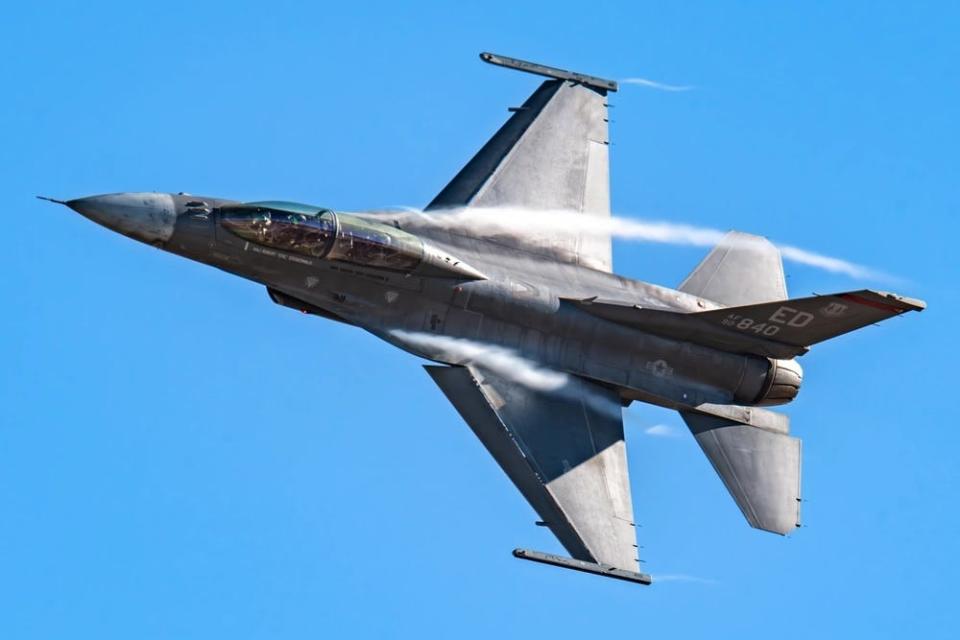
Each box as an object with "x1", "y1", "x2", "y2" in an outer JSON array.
[{"x1": 679, "y1": 231, "x2": 787, "y2": 306}]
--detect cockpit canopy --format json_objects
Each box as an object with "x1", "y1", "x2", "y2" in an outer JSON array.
[{"x1": 219, "y1": 202, "x2": 424, "y2": 272}]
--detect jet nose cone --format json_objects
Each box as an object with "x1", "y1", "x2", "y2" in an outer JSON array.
[{"x1": 66, "y1": 193, "x2": 177, "y2": 245}]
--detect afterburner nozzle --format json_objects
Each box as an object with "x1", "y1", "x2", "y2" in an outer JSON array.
[{"x1": 756, "y1": 358, "x2": 803, "y2": 406}]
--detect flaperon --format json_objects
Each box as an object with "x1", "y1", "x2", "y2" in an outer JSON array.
[{"x1": 43, "y1": 52, "x2": 925, "y2": 586}]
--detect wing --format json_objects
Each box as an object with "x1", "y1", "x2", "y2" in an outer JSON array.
[
  {"x1": 424, "y1": 53, "x2": 616, "y2": 272},
  {"x1": 425, "y1": 364, "x2": 646, "y2": 580}
]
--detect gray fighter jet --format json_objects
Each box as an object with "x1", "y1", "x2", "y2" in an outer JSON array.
[{"x1": 42, "y1": 52, "x2": 925, "y2": 585}]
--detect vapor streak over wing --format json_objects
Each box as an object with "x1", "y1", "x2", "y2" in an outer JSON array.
[{"x1": 394, "y1": 207, "x2": 891, "y2": 280}]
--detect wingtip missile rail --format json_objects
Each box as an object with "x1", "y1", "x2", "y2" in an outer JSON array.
[
  {"x1": 512, "y1": 548, "x2": 652, "y2": 585},
  {"x1": 480, "y1": 52, "x2": 618, "y2": 93}
]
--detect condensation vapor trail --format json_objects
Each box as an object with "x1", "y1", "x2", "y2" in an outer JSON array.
[
  {"x1": 391, "y1": 330, "x2": 567, "y2": 392},
  {"x1": 653, "y1": 574, "x2": 719, "y2": 585},
  {"x1": 390, "y1": 330, "x2": 622, "y2": 419},
  {"x1": 621, "y1": 77, "x2": 693, "y2": 92},
  {"x1": 391, "y1": 207, "x2": 891, "y2": 281}
]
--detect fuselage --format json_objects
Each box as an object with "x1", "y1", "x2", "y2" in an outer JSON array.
[{"x1": 65, "y1": 192, "x2": 799, "y2": 411}]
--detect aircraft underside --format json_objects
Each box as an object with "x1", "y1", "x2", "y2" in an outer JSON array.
[{"x1": 44, "y1": 51, "x2": 925, "y2": 586}]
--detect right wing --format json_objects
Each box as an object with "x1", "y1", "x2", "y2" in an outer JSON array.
[
  {"x1": 422, "y1": 53, "x2": 616, "y2": 272},
  {"x1": 425, "y1": 364, "x2": 646, "y2": 580}
]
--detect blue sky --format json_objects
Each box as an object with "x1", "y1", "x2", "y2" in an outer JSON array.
[{"x1": 2, "y1": 2, "x2": 958, "y2": 638}]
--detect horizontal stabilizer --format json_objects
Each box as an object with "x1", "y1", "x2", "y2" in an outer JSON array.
[
  {"x1": 566, "y1": 289, "x2": 925, "y2": 358},
  {"x1": 693, "y1": 290, "x2": 926, "y2": 354},
  {"x1": 679, "y1": 231, "x2": 788, "y2": 306},
  {"x1": 680, "y1": 409, "x2": 801, "y2": 535}
]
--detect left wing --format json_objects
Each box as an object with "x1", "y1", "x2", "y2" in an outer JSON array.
[
  {"x1": 423, "y1": 52, "x2": 616, "y2": 272},
  {"x1": 426, "y1": 364, "x2": 649, "y2": 583}
]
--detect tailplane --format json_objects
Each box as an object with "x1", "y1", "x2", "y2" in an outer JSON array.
[
  {"x1": 690, "y1": 290, "x2": 925, "y2": 357},
  {"x1": 567, "y1": 289, "x2": 925, "y2": 359},
  {"x1": 680, "y1": 407, "x2": 801, "y2": 535}
]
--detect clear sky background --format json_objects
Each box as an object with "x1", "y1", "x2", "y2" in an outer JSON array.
[{"x1": 2, "y1": 2, "x2": 958, "y2": 638}]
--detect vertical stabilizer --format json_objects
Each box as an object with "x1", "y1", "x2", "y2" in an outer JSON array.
[{"x1": 679, "y1": 231, "x2": 787, "y2": 306}]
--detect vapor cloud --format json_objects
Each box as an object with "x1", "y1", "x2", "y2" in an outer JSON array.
[
  {"x1": 654, "y1": 574, "x2": 718, "y2": 585},
  {"x1": 621, "y1": 77, "x2": 693, "y2": 92},
  {"x1": 392, "y1": 330, "x2": 567, "y2": 391},
  {"x1": 644, "y1": 424, "x2": 681, "y2": 438},
  {"x1": 777, "y1": 244, "x2": 886, "y2": 280},
  {"x1": 394, "y1": 207, "x2": 889, "y2": 280},
  {"x1": 391, "y1": 330, "x2": 622, "y2": 418}
]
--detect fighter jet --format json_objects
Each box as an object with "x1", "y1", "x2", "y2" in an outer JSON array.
[{"x1": 42, "y1": 52, "x2": 925, "y2": 585}]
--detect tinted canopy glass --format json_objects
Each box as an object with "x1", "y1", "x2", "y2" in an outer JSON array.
[
  {"x1": 219, "y1": 203, "x2": 424, "y2": 272},
  {"x1": 328, "y1": 216, "x2": 423, "y2": 272},
  {"x1": 221, "y1": 204, "x2": 336, "y2": 258}
]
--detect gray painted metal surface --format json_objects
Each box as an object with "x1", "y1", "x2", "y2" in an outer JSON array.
[
  {"x1": 513, "y1": 548, "x2": 651, "y2": 585},
  {"x1": 45, "y1": 51, "x2": 926, "y2": 585},
  {"x1": 678, "y1": 231, "x2": 787, "y2": 306},
  {"x1": 428, "y1": 364, "x2": 637, "y2": 571},
  {"x1": 681, "y1": 411, "x2": 802, "y2": 534},
  {"x1": 479, "y1": 52, "x2": 619, "y2": 93},
  {"x1": 427, "y1": 59, "x2": 613, "y2": 272}
]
